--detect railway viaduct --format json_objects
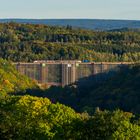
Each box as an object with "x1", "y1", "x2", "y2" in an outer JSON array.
[{"x1": 14, "y1": 61, "x2": 134, "y2": 87}]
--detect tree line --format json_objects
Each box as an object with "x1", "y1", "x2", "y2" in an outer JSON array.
[{"x1": 0, "y1": 22, "x2": 140, "y2": 62}]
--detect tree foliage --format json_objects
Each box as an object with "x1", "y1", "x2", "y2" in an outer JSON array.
[
  {"x1": 0, "y1": 58, "x2": 37, "y2": 96},
  {"x1": 1, "y1": 95, "x2": 140, "y2": 140},
  {"x1": 0, "y1": 23, "x2": 140, "y2": 62}
]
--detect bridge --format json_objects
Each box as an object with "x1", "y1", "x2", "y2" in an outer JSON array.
[{"x1": 14, "y1": 61, "x2": 134, "y2": 87}]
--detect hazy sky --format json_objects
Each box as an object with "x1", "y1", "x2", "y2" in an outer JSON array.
[{"x1": 0, "y1": 0, "x2": 140, "y2": 20}]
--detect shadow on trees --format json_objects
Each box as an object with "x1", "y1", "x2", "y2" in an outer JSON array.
[{"x1": 10, "y1": 64, "x2": 140, "y2": 114}]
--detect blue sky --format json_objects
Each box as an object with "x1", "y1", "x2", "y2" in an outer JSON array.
[{"x1": 0, "y1": 0, "x2": 140, "y2": 20}]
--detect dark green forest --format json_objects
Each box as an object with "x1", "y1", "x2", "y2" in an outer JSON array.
[
  {"x1": 0, "y1": 59, "x2": 140, "y2": 139},
  {"x1": 0, "y1": 23, "x2": 140, "y2": 62},
  {"x1": 1, "y1": 95, "x2": 140, "y2": 140},
  {"x1": 0, "y1": 22, "x2": 140, "y2": 139}
]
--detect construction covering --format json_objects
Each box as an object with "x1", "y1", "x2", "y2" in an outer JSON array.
[{"x1": 14, "y1": 61, "x2": 133, "y2": 87}]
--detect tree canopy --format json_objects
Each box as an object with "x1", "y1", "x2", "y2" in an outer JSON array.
[
  {"x1": 1, "y1": 95, "x2": 140, "y2": 140},
  {"x1": 0, "y1": 58, "x2": 37, "y2": 96},
  {"x1": 0, "y1": 23, "x2": 140, "y2": 139},
  {"x1": 0, "y1": 23, "x2": 140, "y2": 62}
]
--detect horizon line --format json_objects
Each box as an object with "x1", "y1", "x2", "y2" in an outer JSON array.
[{"x1": 0, "y1": 18, "x2": 140, "y2": 21}]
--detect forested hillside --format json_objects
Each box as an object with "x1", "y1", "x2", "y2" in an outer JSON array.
[
  {"x1": 0, "y1": 23, "x2": 140, "y2": 139},
  {"x1": 1, "y1": 95, "x2": 140, "y2": 139},
  {"x1": 0, "y1": 22, "x2": 140, "y2": 62},
  {"x1": 0, "y1": 59, "x2": 37, "y2": 95},
  {"x1": 2, "y1": 59, "x2": 140, "y2": 139}
]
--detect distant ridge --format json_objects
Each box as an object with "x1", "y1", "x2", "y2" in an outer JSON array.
[{"x1": 0, "y1": 19, "x2": 140, "y2": 30}]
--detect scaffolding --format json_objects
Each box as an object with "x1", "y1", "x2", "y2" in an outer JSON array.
[{"x1": 14, "y1": 61, "x2": 134, "y2": 87}]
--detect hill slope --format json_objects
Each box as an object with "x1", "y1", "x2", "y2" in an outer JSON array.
[
  {"x1": 0, "y1": 59, "x2": 37, "y2": 95},
  {"x1": 1, "y1": 95, "x2": 140, "y2": 140},
  {"x1": 0, "y1": 23, "x2": 140, "y2": 62}
]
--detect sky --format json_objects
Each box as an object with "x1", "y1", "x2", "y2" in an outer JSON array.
[{"x1": 0, "y1": 0, "x2": 140, "y2": 20}]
